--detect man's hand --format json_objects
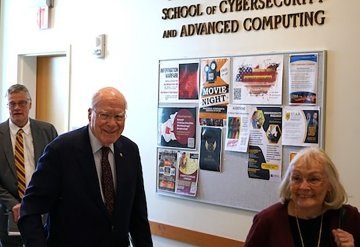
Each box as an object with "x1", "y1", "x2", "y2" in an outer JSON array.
[{"x1": 12, "y1": 203, "x2": 21, "y2": 223}]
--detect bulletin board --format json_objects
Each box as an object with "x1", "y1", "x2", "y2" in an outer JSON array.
[{"x1": 156, "y1": 50, "x2": 326, "y2": 212}]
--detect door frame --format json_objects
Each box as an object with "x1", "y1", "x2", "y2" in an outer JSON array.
[{"x1": 17, "y1": 45, "x2": 72, "y2": 132}]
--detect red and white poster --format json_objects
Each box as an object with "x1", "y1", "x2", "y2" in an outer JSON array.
[
  {"x1": 159, "y1": 59, "x2": 199, "y2": 104},
  {"x1": 158, "y1": 107, "x2": 197, "y2": 149},
  {"x1": 232, "y1": 54, "x2": 283, "y2": 105}
]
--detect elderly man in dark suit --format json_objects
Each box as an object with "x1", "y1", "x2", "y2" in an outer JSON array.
[
  {"x1": 18, "y1": 87, "x2": 153, "y2": 247},
  {"x1": 0, "y1": 84, "x2": 58, "y2": 247}
]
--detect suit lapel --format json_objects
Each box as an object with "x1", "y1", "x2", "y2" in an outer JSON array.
[
  {"x1": 113, "y1": 140, "x2": 126, "y2": 210},
  {"x1": 0, "y1": 121, "x2": 17, "y2": 177},
  {"x1": 29, "y1": 119, "x2": 44, "y2": 164},
  {"x1": 75, "y1": 127, "x2": 111, "y2": 218}
]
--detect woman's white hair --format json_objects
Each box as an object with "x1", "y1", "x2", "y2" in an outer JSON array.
[{"x1": 279, "y1": 147, "x2": 347, "y2": 209}]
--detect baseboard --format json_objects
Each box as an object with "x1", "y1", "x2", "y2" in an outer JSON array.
[{"x1": 149, "y1": 221, "x2": 244, "y2": 247}]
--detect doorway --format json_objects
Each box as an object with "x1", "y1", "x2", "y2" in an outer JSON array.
[{"x1": 17, "y1": 48, "x2": 71, "y2": 134}]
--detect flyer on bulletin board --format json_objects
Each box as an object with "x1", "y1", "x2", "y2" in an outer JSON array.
[
  {"x1": 157, "y1": 148, "x2": 177, "y2": 192},
  {"x1": 175, "y1": 151, "x2": 199, "y2": 197},
  {"x1": 232, "y1": 54, "x2": 284, "y2": 105},
  {"x1": 247, "y1": 106, "x2": 282, "y2": 182},
  {"x1": 282, "y1": 106, "x2": 320, "y2": 146},
  {"x1": 199, "y1": 126, "x2": 223, "y2": 172},
  {"x1": 225, "y1": 104, "x2": 250, "y2": 152},
  {"x1": 199, "y1": 57, "x2": 230, "y2": 127},
  {"x1": 158, "y1": 107, "x2": 197, "y2": 149},
  {"x1": 159, "y1": 59, "x2": 200, "y2": 104},
  {"x1": 288, "y1": 53, "x2": 318, "y2": 105}
]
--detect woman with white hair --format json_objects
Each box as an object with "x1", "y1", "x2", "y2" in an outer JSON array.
[{"x1": 244, "y1": 147, "x2": 360, "y2": 247}]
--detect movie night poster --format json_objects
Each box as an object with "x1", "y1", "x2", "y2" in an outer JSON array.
[{"x1": 199, "y1": 57, "x2": 230, "y2": 127}]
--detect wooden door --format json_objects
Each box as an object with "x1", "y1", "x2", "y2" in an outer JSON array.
[{"x1": 36, "y1": 55, "x2": 67, "y2": 134}]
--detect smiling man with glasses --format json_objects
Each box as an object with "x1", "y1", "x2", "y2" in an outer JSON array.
[
  {"x1": 18, "y1": 86, "x2": 152, "y2": 247},
  {"x1": 0, "y1": 84, "x2": 58, "y2": 247}
]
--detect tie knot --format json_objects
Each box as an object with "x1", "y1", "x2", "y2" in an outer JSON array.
[
  {"x1": 101, "y1": 146, "x2": 110, "y2": 156},
  {"x1": 17, "y1": 129, "x2": 24, "y2": 135}
]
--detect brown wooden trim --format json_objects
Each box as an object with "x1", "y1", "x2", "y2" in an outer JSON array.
[{"x1": 149, "y1": 221, "x2": 244, "y2": 247}]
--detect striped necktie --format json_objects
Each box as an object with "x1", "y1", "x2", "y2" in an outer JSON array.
[
  {"x1": 101, "y1": 146, "x2": 115, "y2": 214},
  {"x1": 15, "y1": 129, "x2": 26, "y2": 198}
]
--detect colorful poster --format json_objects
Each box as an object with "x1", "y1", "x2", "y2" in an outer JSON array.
[
  {"x1": 175, "y1": 151, "x2": 199, "y2": 197},
  {"x1": 199, "y1": 126, "x2": 222, "y2": 172},
  {"x1": 199, "y1": 57, "x2": 230, "y2": 127},
  {"x1": 282, "y1": 106, "x2": 320, "y2": 146},
  {"x1": 225, "y1": 104, "x2": 250, "y2": 152},
  {"x1": 247, "y1": 106, "x2": 282, "y2": 182},
  {"x1": 289, "y1": 53, "x2": 318, "y2": 104},
  {"x1": 232, "y1": 54, "x2": 283, "y2": 105},
  {"x1": 157, "y1": 148, "x2": 177, "y2": 192},
  {"x1": 159, "y1": 59, "x2": 199, "y2": 103},
  {"x1": 158, "y1": 107, "x2": 197, "y2": 149}
]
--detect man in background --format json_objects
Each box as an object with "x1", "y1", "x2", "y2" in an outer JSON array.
[
  {"x1": 18, "y1": 87, "x2": 152, "y2": 247},
  {"x1": 0, "y1": 84, "x2": 58, "y2": 247}
]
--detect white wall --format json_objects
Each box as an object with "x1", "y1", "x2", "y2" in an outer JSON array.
[{"x1": 1, "y1": 0, "x2": 360, "y2": 244}]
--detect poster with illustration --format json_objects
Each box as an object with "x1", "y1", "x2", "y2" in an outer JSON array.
[
  {"x1": 175, "y1": 151, "x2": 199, "y2": 197},
  {"x1": 225, "y1": 104, "x2": 250, "y2": 152},
  {"x1": 159, "y1": 59, "x2": 200, "y2": 103},
  {"x1": 157, "y1": 148, "x2": 177, "y2": 192},
  {"x1": 248, "y1": 106, "x2": 282, "y2": 182},
  {"x1": 282, "y1": 106, "x2": 320, "y2": 146},
  {"x1": 232, "y1": 54, "x2": 283, "y2": 105},
  {"x1": 199, "y1": 57, "x2": 230, "y2": 127},
  {"x1": 158, "y1": 107, "x2": 197, "y2": 149},
  {"x1": 199, "y1": 126, "x2": 222, "y2": 172}
]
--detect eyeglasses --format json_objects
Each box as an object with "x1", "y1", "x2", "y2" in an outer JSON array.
[
  {"x1": 94, "y1": 110, "x2": 126, "y2": 122},
  {"x1": 290, "y1": 174, "x2": 325, "y2": 186},
  {"x1": 7, "y1": 100, "x2": 29, "y2": 109}
]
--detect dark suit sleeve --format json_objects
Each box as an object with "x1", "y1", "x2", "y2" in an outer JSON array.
[
  {"x1": 128, "y1": 144, "x2": 153, "y2": 246},
  {"x1": 18, "y1": 143, "x2": 62, "y2": 247},
  {"x1": 17, "y1": 215, "x2": 47, "y2": 247}
]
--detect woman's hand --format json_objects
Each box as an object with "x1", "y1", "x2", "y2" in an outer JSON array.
[{"x1": 332, "y1": 228, "x2": 354, "y2": 247}]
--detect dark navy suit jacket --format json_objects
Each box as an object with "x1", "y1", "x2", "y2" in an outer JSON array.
[{"x1": 18, "y1": 126, "x2": 152, "y2": 247}]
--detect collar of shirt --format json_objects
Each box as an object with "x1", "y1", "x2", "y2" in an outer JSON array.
[
  {"x1": 88, "y1": 126, "x2": 117, "y2": 199},
  {"x1": 9, "y1": 118, "x2": 31, "y2": 136},
  {"x1": 88, "y1": 126, "x2": 114, "y2": 154}
]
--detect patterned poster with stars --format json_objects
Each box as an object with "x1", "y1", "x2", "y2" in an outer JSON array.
[{"x1": 232, "y1": 54, "x2": 284, "y2": 105}]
